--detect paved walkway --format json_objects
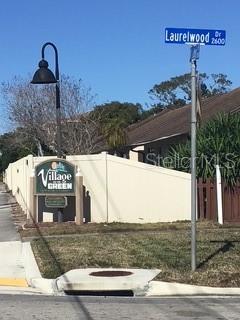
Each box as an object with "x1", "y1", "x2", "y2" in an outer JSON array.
[
  {"x1": 0, "y1": 184, "x2": 20, "y2": 242},
  {"x1": 0, "y1": 183, "x2": 28, "y2": 287}
]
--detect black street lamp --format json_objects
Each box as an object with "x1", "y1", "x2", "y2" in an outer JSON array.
[{"x1": 31, "y1": 42, "x2": 62, "y2": 158}]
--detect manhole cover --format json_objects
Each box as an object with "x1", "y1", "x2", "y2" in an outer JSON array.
[{"x1": 89, "y1": 271, "x2": 133, "y2": 277}]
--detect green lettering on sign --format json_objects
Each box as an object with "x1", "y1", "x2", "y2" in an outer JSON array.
[{"x1": 35, "y1": 159, "x2": 75, "y2": 194}]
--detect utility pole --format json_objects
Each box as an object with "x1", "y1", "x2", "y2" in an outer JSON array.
[{"x1": 190, "y1": 44, "x2": 199, "y2": 271}]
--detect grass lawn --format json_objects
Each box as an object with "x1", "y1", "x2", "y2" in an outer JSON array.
[
  {"x1": 21, "y1": 220, "x2": 225, "y2": 238},
  {"x1": 31, "y1": 226, "x2": 240, "y2": 287}
]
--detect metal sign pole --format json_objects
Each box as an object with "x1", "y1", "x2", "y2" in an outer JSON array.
[
  {"x1": 190, "y1": 45, "x2": 199, "y2": 271},
  {"x1": 165, "y1": 27, "x2": 225, "y2": 271}
]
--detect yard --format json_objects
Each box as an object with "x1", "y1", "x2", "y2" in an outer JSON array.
[{"x1": 30, "y1": 223, "x2": 240, "y2": 287}]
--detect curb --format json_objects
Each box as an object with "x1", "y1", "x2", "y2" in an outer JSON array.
[
  {"x1": 22, "y1": 242, "x2": 42, "y2": 283},
  {"x1": 0, "y1": 285, "x2": 44, "y2": 295},
  {"x1": 31, "y1": 278, "x2": 60, "y2": 295},
  {"x1": 22, "y1": 242, "x2": 61, "y2": 295},
  {"x1": 0, "y1": 278, "x2": 28, "y2": 287},
  {"x1": 146, "y1": 281, "x2": 240, "y2": 296}
]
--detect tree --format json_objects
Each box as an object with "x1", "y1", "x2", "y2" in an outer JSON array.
[
  {"x1": 165, "y1": 113, "x2": 240, "y2": 186},
  {"x1": 1, "y1": 75, "x2": 100, "y2": 156},
  {"x1": 92, "y1": 101, "x2": 143, "y2": 126},
  {"x1": 0, "y1": 130, "x2": 40, "y2": 172},
  {"x1": 91, "y1": 101, "x2": 143, "y2": 148},
  {"x1": 149, "y1": 73, "x2": 232, "y2": 108},
  {"x1": 208, "y1": 73, "x2": 232, "y2": 96},
  {"x1": 101, "y1": 119, "x2": 127, "y2": 149}
]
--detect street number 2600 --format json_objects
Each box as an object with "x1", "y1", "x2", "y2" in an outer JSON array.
[{"x1": 211, "y1": 37, "x2": 225, "y2": 45}]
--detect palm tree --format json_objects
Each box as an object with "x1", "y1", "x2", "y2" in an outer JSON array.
[
  {"x1": 167, "y1": 113, "x2": 240, "y2": 186},
  {"x1": 102, "y1": 118, "x2": 127, "y2": 149}
]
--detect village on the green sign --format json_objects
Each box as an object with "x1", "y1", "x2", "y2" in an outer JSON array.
[{"x1": 35, "y1": 159, "x2": 75, "y2": 194}]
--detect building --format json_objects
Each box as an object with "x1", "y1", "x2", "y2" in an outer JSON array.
[{"x1": 116, "y1": 88, "x2": 240, "y2": 162}]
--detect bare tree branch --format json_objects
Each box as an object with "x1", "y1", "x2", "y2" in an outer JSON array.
[{"x1": 1, "y1": 75, "x2": 102, "y2": 155}]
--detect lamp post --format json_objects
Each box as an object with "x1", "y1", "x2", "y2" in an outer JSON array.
[{"x1": 31, "y1": 42, "x2": 62, "y2": 158}]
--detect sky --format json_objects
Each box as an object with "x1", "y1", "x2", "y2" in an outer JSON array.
[{"x1": 0, "y1": 0, "x2": 239, "y2": 132}]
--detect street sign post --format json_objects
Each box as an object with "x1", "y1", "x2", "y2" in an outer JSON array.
[
  {"x1": 164, "y1": 27, "x2": 226, "y2": 271},
  {"x1": 165, "y1": 27, "x2": 226, "y2": 46},
  {"x1": 190, "y1": 45, "x2": 198, "y2": 272}
]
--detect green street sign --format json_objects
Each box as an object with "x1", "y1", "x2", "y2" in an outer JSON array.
[
  {"x1": 35, "y1": 159, "x2": 75, "y2": 194},
  {"x1": 45, "y1": 196, "x2": 67, "y2": 208}
]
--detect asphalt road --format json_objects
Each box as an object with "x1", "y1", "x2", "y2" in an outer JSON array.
[{"x1": 0, "y1": 294, "x2": 239, "y2": 320}]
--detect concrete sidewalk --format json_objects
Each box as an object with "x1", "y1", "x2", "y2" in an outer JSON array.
[
  {"x1": 0, "y1": 183, "x2": 41, "y2": 288},
  {"x1": 0, "y1": 184, "x2": 20, "y2": 242},
  {"x1": 0, "y1": 241, "x2": 26, "y2": 283}
]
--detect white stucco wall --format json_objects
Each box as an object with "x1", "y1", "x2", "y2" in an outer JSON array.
[
  {"x1": 67, "y1": 153, "x2": 191, "y2": 223},
  {"x1": 106, "y1": 155, "x2": 191, "y2": 223},
  {"x1": 66, "y1": 153, "x2": 108, "y2": 222},
  {"x1": 4, "y1": 155, "x2": 57, "y2": 219},
  {"x1": 4, "y1": 155, "x2": 34, "y2": 217}
]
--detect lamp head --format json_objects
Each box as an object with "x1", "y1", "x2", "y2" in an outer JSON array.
[{"x1": 31, "y1": 59, "x2": 57, "y2": 84}]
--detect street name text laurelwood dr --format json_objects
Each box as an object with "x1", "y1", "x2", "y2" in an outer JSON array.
[{"x1": 165, "y1": 28, "x2": 226, "y2": 45}]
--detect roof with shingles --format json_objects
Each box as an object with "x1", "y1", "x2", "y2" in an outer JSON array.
[{"x1": 126, "y1": 88, "x2": 240, "y2": 145}]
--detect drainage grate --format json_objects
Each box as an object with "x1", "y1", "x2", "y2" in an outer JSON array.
[
  {"x1": 89, "y1": 270, "x2": 133, "y2": 277},
  {"x1": 64, "y1": 290, "x2": 134, "y2": 297}
]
